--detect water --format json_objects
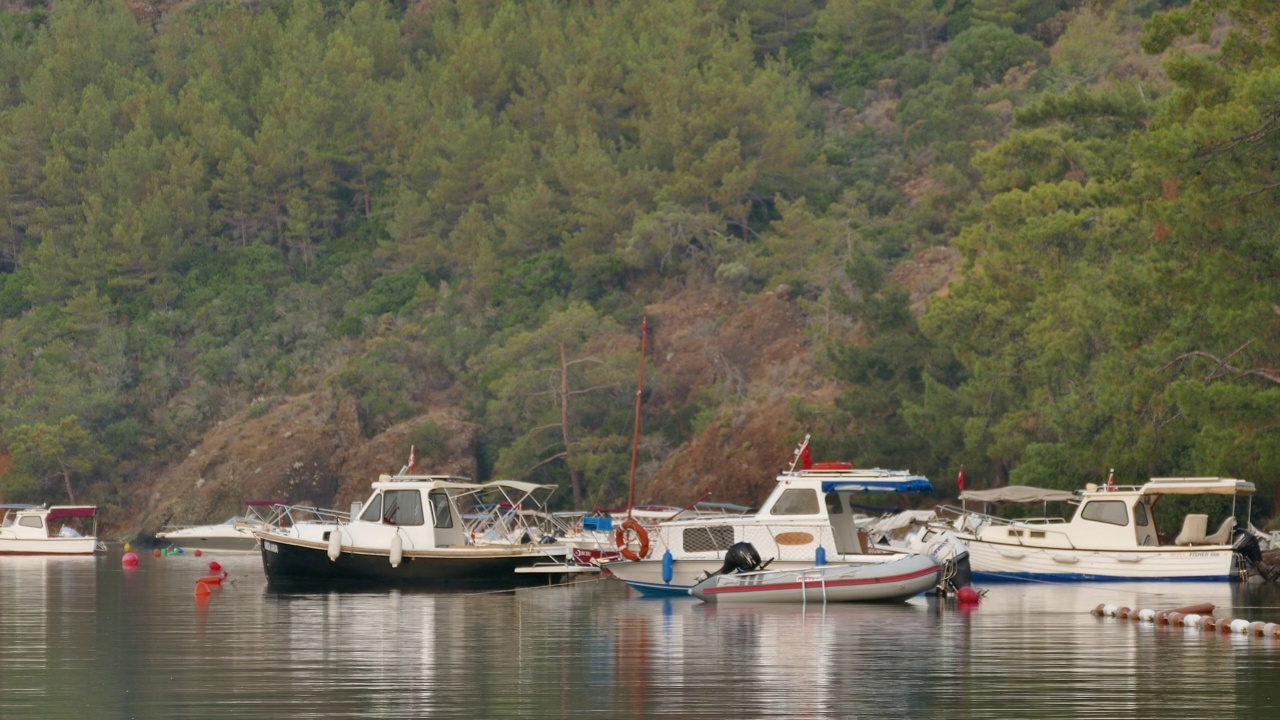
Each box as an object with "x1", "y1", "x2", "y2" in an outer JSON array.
[{"x1": 3, "y1": 550, "x2": 1280, "y2": 719}]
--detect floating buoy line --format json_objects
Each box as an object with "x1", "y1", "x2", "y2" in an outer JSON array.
[{"x1": 1092, "y1": 602, "x2": 1280, "y2": 639}]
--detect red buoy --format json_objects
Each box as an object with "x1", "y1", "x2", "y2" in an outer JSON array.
[
  {"x1": 121, "y1": 552, "x2": 139, "y2": 568},
  {"x1": 957, "y1": 586, "x2": 980, "y2": 604},
  {"x1": 208, "y1": 561, "x2": 222, "y2": 573},
  {"x1": 194, "y1": 549, "x2": 202, "y2": 557},
  {"x1": 153, "y1": 549, "x2": 161, "y2": 558}
]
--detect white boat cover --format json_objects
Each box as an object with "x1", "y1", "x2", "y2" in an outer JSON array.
[{"x1": 959, "y1": 486, "x2": 1075, "y2": 504}]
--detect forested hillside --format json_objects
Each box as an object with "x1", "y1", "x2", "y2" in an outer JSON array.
[{"x1": 1, "y1": 0, "x2": 1278, "y2": 530}]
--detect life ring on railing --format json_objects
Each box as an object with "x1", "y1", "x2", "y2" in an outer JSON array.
[{"x1": 615, "y1": 519, "x2": 650, "y2": 561}]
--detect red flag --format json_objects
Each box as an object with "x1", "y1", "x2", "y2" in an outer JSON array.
[
  {"x1": 408, "y1": 445, "x2": 417, "y2": 473},
  {"x1": 1106, "y1": 468, "x2": 1115, "y2": 492},
  {"x1": 799, "y1": 444, "x2": 812, "y2": 470},
  {"x1": 957, "y1": 465, "x2": 965, "y2": 492}
]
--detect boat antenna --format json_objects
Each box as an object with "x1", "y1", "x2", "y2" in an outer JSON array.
[
  {"x1": 788, "y1": 434, "x2": 811, "y2": 473},
  {"x1": 625, "y1": 317, "x2": 648, "y2": 521}
]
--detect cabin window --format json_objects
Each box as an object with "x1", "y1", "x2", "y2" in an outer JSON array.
[
  {"x1": 382, "y1": 490, "x2": 425, "y2": 526},
  {"x1": 359, "y1": 495, "x2": 383, "y2": 523},
  {"x1": 771, "y1": 489, "x2": 820, "y2": 516},
  {"x1": 682, "y1": 526, "x2": 734, "y2": 553},
  {"x1": 1029, "y1": 531, "x2": 1046, "y2": 539},
  {"x1": 1134, "y1": 502, "x2": 1149, "y2": 527},
  {"x1": 1081, "y1": 500, "x2": 1129, "y2": 527},
  {"x1": 1007, "y1": 529, "x2": 1022, "y2": 538},
  {"x1": 825, "y1": 493, "x2": 843, "y2": 515},
  {"x1": 428, "y1": 490, "x2": 454, "y2": 529},
  {"x1": 18, "y1": 516, "x2": 42, "y2": 529}
]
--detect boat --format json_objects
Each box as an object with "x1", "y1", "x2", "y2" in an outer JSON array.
[
  {"x1": 155, "y1": 499, "x2": 285, "y2": 554},
  {"x1": 254, "y1": 472, "x2": 571, "y2": 589},
  {"x1": 932, "y1": 476, "x2": 1278, "y2": 582},
  {"x1": 602, "y1": 435, "x2": 940, "y2": 596},
  {"x1": 0, "y1": 504, "x2": 106, "y2": 555},
  {"x1": 689, "y1": 549, "x2": 944, "y2": 604}
]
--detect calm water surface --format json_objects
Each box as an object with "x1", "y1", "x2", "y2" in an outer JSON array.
[{"x1": 2, "y1": 549, "x2": 1280, "y2": 719}]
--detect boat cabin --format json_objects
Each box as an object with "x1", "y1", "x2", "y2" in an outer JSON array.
[
  {"x1": 346, "y1": 475, "x2": 478, "y2": 549},
  {"x1": 653, "y1": 464, "x2": 933, "y2": 561},
  {"x1": 1, "y1": 504, "x2": 98, "y2": 539}
]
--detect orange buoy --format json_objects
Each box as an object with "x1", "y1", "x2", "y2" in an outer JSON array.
[
  {"x1": 154, "y1": 548, "x2": 161, "y2": 558},
  {"x1": 194, "y1": 581, "x2": 212, "y2": 597},
  {"x1": 196, "y1": 570, "x2": 228, "y2": 586}
]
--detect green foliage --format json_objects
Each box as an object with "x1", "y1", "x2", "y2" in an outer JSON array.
[{"x1": 943, "y1": 24, "x2": 1046, "y2": 85}]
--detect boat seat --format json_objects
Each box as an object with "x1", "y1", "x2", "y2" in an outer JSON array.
[
  {"x1": 1175, "y1": 514, "x2": 1208, "y2": 546},
  {"x1": 1204, "y1": 517, "x2": 1236, "y2": 545}
]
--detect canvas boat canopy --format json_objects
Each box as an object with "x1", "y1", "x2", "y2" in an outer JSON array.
[
  {"x1": 960, "y1": 486, "x2": 1075, "y2": 504},
  {"x1": 821, "y1": 477, "x2": 933, "y2": 493},
  {"x1": 1139, "y1": 477, "x2": 1255, "y2": 496}
]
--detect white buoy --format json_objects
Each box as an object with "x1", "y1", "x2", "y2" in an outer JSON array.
[
  {"x1": 390, "y1": 532, "x2": 403, "y2": 568},
  {"x1": 1137, "y1": 609, "x2": 1156, "y2": 622},
  {"x1": 1183, "y1": 614, "x2": 1202, "y2": 628},
  {"x1": 1102, "y1": 604, "x2": 1119, "y2": 617},
  {"x1": 1230, "y1": 619, "x2": 1251, "y2": 634},
  {"x1": 327, "y1": 529, "x2": 342, "y2": 562}
]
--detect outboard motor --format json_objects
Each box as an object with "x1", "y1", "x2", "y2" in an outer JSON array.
[
  {"x1": 714, "y1": 542, "x2": 766, "y2": 576},
  {"x1": 1234, "y1": 527, "x2": 1280, "y2": 582}
]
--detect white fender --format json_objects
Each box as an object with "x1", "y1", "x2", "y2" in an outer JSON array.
[
  {"x1": 1136, "y1": 608, "x2": 1156, "y2": 622},
  {"x1": 1101, "y1": 604, "x2": 1118, "y2": 617},
  {"x1": 1230, "y1": 619, "x2": 1251, "y2": 634},
  {"x1": 390, "y1": 532, "x2": 403, "y2": 568},
  {"x1": 327, "y1": 529, "x2": 342, "y2": 562},
  {"x1": 1183, "y1": 614, "x2": 1202, "y2": 628}
]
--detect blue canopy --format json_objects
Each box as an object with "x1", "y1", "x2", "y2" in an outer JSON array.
[{"x1": 821, "y1": 478, "x2": 933, "y2": 493}]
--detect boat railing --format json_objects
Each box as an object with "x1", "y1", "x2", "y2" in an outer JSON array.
[
  {"x1": 664, "y1": 523, "x2": 885, "y2": 562},
  {"x1": 936, "y1": 504, "x2": 1077, "y2": 549},
  {"x1": 267, "y1": 504, "x2": 351, "y2": 527}
]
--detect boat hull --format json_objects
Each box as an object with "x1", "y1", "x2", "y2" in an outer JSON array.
[
  {"x1": 965, "y1": 539, "x2": 1237, "y2": 582},
  {"x1": 0, "y1": 537, "x2": 100, "y2": 555},
  {"x1": 259, "y1": 534, "x2": 563, "y2": 589},
  {"x1": 156, "y1": 529, "x2": 259, "y2": 554},
  {"x1": 691, "y1": 555, "x2": 942, "y2": 603}
]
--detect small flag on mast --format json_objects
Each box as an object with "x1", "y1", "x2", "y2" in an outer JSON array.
[
  {"x1": 957, "y1": 465, "x2": 965, "y2": 492},
  {"x1": 1106, "y1": 468, "x2": 1115, "y2": 492},
  {"x1": 408, "y1": 445, "x2": 417, "y2": 473}
]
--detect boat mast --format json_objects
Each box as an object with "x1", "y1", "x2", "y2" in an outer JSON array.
[{"x1": 625, "y1": 318, "x2": 648, "y2": 520}]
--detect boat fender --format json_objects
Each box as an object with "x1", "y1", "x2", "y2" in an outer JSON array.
[
  {"x1": 1117, "y1": 607, "x2": 1132, "y2": 619},
  {"x1": 1217, "y1": 618, "x2": 1235, "y2": 634},
  {"x1": 1183, "y1": 614, "x2": 1203, "y2": 628},
  {"x1": 1136, "y1": 609, "x2": 1156, "y2": 622},
  {"x1": 1170, "y1": 602, "x2": 1215, "y2": 616},
  {"x1": 390, "y1": 532, "x2": 403, "y2": 568},
  {"x1": 1230, "y1": 619, "x2": 1252, "y2": 634},
  {"x1": 815, "y1": 546, "x2": 827, "y2": 567},
  {"x1": 1201, "y1": 617, "x2": 1218, "y2": 630},
  {"x1": 615, "y1": 519, "x2": 650, "y2": 561},
  {"x1": 1101, "y1": 604, "x2": 1119, "y2": 617},
  {"x1": 1166, "y1": 612, "x2": 1184, "y2": 626},
  {"x1": 1249, "y1": 621, "x2": 1267, "y2": 636},
  {"x1": 662, "y1": 550, "x2": 673, "y2": 584},
  {"x1": 327, "y1": 529, "x2": 342, "y2": 562},
  {"x1": 1264, "y1": 623, "x2": 1280, "y2": 637}
]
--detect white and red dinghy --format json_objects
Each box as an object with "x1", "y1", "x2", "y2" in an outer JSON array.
[{"x1": 689, "y1": 552, "x2": 942, "y2": 604}]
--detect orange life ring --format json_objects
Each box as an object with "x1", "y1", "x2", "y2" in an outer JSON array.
[{"x1": 615, "y1": 519, "x2": 650, "y2": 561}]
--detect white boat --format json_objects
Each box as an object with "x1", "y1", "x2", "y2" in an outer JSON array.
[
  {"x1": 0, "y1": 504, "x2": 105, "y2": 555},
  {"x1": 934, "y1": 476, "x2": 1272, "y2": 582},
  {"x1": 603, "y1": 437, "x2": 938, "y2": 596},
  {"x1": 690, "y1": 551, "x2": 943, "y2": 604},
  {"x1": 254, "y1": 473, "x2": 570, "y2": 589},
  {"x1": 155, "y1": 499, "x2": 284, "y2": 554}
]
